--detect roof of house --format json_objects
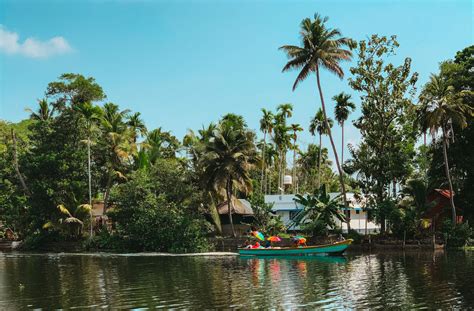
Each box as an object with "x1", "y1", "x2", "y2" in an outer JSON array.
[
  {"x1": 433, "y1": 189, "x2": 455, "y2": 199},
  {"x1": 265, "y1": 192, "x2": 365, "y2": 211},
  {"x1": 216, "y1": 198, "x2": 254, "y2": 215}
]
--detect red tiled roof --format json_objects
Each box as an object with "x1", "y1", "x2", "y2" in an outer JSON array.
[{"x1": 434, "y1": 189, "x2": 454, "y2": 199}]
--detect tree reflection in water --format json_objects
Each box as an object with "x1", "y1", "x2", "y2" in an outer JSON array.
[{"x1": 0, "y1": 251, "x2": 472, "y2": 309}]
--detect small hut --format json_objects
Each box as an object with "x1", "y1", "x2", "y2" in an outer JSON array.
[
  {"x1": 423, "y1": 189, "x2": 461, "y2": 231},
  {"x1": 216, "y1": 198, "x2": 254, "y2": 236}
]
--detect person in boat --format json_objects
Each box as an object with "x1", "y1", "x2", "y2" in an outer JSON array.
[
  {"x1": 264, "y1": 240, "x2": 271, "y2": 249},
  {"x1": 251, "y1": 241, "x2": 261, "y2": 249},
  {"x1": 241, "y1": 239, "x2": 252, "y2": 249}
]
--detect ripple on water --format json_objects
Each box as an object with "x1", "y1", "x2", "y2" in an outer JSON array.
[{"x1": 0, "y1": 251, "x2": 473, "y2": 309}]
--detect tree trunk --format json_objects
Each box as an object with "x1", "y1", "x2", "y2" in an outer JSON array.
[
  {"x1": 226, "y1": 179, "x2": 236, "y2": 237},
  {"x1": 103, "y1": 171, "x2": 113, "y2": 215},
  {"x1": 88, "y1": 137, "x2": 93, "y2": 237},
  {"x1": 341, "y1": 121, "x2": 345, "y2": 164},
  {"x1": 208, "y1": 191, "x2": 222, "y2": 235},
  {"x1": 442, "y1": 127, "x2": 457, "y2": 224},
  {"x1": 318, "y1": 133, "x2": 322, "y2": 189},
  {"x1": 293, "y1": 139, "x2": 297, "y2": 194},
  {"x1": 261, "y1": 131, "x2": 266, "y2": 193},
  {"x1": 315, "y1": 68, "x2": 350, "y2": 231},
  {"x1": 11, "y1": 129, "x2": 31, "y2": 196}
]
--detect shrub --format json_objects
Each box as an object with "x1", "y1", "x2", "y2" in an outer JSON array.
[{"x1": 442, "y1": 220, "x2": 473, "y2": 247}]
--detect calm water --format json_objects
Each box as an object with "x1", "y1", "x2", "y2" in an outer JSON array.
[{"x1": 0, "y1": 251, "x2": 473, "y2": 309}]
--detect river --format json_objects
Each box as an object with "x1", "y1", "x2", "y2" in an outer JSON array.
[{"x1": 0, "y1": 250, "x2": 473, "y2": 309}]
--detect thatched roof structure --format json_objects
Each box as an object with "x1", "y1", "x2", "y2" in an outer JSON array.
[{"x1": 216, "y1": 198, "x2": 253, "y2": 215}]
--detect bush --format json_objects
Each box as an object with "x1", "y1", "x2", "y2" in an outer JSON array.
[
  {"x1": 345, "y1": 229, "x2": 363, "y2": 244},
  {"x1": 442, "y1": 220, "x2": 473, "y2": 247},
  {"x1": 109, "y1": 162, "x2": 213, "y2": 253}
]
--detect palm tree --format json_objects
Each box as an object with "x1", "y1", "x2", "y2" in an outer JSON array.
[
  {"x1": 145, "y1": 127, "x2": 180, "y2": 163},
  {"x1": 74, "y1": 102, "x2": 102, "y2": 237},
  {"x1": 274, "y1": 104, "x2": 293, "y2": 193},
  {"x1": 277, "y1": 103, "x2": 293, "y2": 119},
  {"x1": 183, "y1": 124, "x2": 222, "y2": 235},
  {"x1": 309, "y1": 109, "x2": 333, "y2": 188},
  {"x1": 127, "y1": 112, "x2": 147, "y2": 144},
  {"x1": 201, "y1": 121, "x2": 258, "y2": 237},
  {"x1": 265, "y1": 143, "x2": 278, "y2": 194},
  {"x1": 26, "y1": 98, "x2": 55, "y2": 121},
  {"x1": 260, "y1": 109, "x2": 274, "y2": 193},
  {"x1": 333, "y1": 92, "x2": 356, "y2": 164},
  {"x1": 101, "y1": 103, "x2": 131, "y2": 214},
  {"x1": 43, "y1": 204, "x2": 92, "y2": 238},
  {"x1": 290, "y1": 123, "x2": 303, "y2": 193},
  {"x1": 417, "y1": 73, "x2": 473, "y2": 224},
  {"x1": 280, "y1": 13, "x2": 354, "y2": 219},
  {"x1": 298, "y1": 143, "x2": 331, "y2": 191}
]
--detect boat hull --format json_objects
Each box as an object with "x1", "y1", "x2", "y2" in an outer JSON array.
[{"x1": 238, "y1": 239, "x2": 353, "y2": 256}]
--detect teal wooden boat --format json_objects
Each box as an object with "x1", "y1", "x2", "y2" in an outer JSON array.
[{"x1": 238, "y1": 239, "x2": 353, "y2": 256}]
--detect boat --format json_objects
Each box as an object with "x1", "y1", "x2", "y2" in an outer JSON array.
[{"x1": 238, "y1": 239, "x2": 353, "y2": 256}]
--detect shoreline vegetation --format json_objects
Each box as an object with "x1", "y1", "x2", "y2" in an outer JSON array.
[{"x1": 1, "y1": 14, "x2": 473, "y2": 254}]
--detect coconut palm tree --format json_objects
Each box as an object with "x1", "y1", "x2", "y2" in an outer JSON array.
[
  {"x1": 101, "y1": 103, "x2": 131, "y2": 214},
  {"x1": 333, "y1": 92, "x2": 356, "y2": 164},
  {"x1": 417, "y1": 73, "x2": 473, "y2": 224},
  {"x1": 290, "y1": 123, "x2": 303, "y2": 193},
  {"x1": 274, "y1": 104, "x2": 293, "y2": 193},
  {"x1": 277, "y1": 103, "x2": 293, "y2": 119},
  {"x1": 74, "y1": 102, "x2": 102, "y2": 237},
  {"x1": 298, "y1": 143, "x2": 331, "y2": 191},
  {"x1": 26, "y1": 99, "x2": 55, "y2": 121},
  {"x1": 200, "y1": 120, "x2": 258, "y2": 237},
  {"x1": 280, "y1": 13, "x2": 354, "y2": 217},
  {"x1": 145, "y1": 127, "x2": 180, "y2": 163},
  {"x1": 127, "y1": 112, "x2": 147, "y2": 144},
  {"x1": 260, "y1": 109, "x2": 274, "y2": 193},
  {"x1": 309, "y1": 109, "x2": 333, "y2": 188}
]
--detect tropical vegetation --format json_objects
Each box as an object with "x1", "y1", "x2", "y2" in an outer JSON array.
[{"x1": 1, "y1": 15, "x2": 473, "y2": 251}]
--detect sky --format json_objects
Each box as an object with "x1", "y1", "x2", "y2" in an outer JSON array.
[{"x1": 0, "y1": 0, "x2": 472, "y2": 167}]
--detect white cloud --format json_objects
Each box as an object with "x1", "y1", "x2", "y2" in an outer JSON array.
[{"x1": 0, "y1": 25, "x2": 72, "y2": 58}]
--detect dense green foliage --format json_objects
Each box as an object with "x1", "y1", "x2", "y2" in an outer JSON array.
[{"x1": 0, "y1": 14, "x2": 472, "y2": 249}]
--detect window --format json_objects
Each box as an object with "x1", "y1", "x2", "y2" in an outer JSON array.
[
  {"x1": 289, "y1": 211, "x2": 300, "y2": 220},
  {"x1": 356, "y1": 210, "x2": 360, "y2": 215}
]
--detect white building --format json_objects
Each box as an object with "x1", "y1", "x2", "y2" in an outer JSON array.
[{"x1": 264, "y1": 193, "x2": 380, "y2": 234}]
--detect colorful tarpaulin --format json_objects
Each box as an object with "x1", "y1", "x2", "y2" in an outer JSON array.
[
  {"x1": 251, "y1": 231, "x2": 265, "y2": 241},
  {"x1": 267, "y1": 236, "x2": 282, "y2": 242}
]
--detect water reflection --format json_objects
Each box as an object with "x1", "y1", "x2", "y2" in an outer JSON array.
[{"x1": 0, "y1": 251, "x2": 472, "y2": 309}]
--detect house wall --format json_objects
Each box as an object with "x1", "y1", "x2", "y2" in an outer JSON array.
[{"x1": 267, "y1": 194, "x2": 380, "y2": 235}]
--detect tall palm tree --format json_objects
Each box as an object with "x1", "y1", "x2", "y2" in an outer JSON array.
[
  {"x1": 201, "y1": 121, "x2": 258, "y2": 237},
  {"x1": 260, "y1": 109, "x2": 274, "y2": 193},
  {"x1": 265, "y1": 143, "x2": 278, "y2": 194},
  {"x1": 333, "y1": 92, "x2": 356, "y2": 164},
  {"x1": 417, "y1": 73, "x2": 473, "y2": 224},
  {"x1": 101, "y1": 103, "x2": 131, "y2": 214},
  {"x1": 298, "y1": 144, "x2": 331, "y2": 191},
  {"x1": 74, "y1": 102, "x2": 102, "y2": 237},
  {"x1": 277, "y1": 103, "x2": 293, "y2": 119},
  {"x1": 290, "y1": 123, "x2": 303, "y2": 193},
  {"x1": 127, "y1": 112, "x2": 147, "y2": 144},
  {"x1": 274, "y1": 104, "x2": 293, "y2": 193},
  {"x1": 309, "y1": 109, "x2": 333, "y2": 188},
  {"x1": 145, "y1": 127, "x2": 180, "y2": 163},
  {"x1": 26, "y1": 98, "x2": 55, "y2": 121},
  {"x1": 280, "y1": 13, "x2": 353, "y2": 219}
]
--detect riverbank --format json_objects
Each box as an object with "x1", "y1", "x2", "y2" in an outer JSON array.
[{"x1": 1, "y1": 236, "x2": 453, "y2": 253}]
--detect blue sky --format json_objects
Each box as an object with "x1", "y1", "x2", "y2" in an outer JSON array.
[{"x1": 0, "y1": 0, "x2": 472, "y2": 165}]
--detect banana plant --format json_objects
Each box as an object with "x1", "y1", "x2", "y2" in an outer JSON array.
[
  {"x1": 43, "y1": 204, "x2": 92, "y2": 238},
  {"x1": 291, "y1": 185, "x2": 346, "y2": 235}
]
